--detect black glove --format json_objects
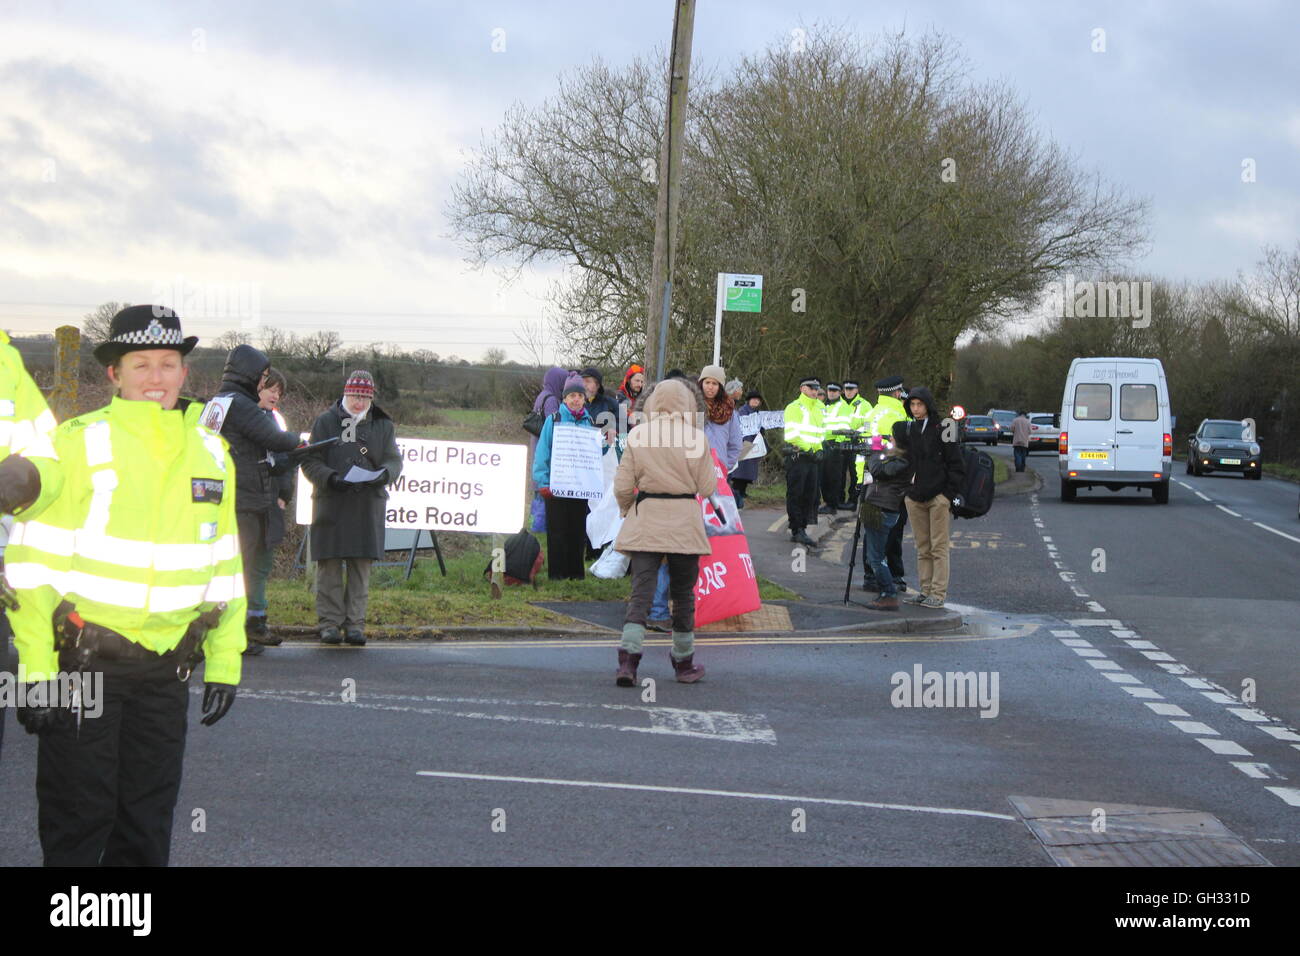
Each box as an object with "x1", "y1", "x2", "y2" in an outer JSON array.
[
  {"x1": 16, "y1": 681, "x2": 72, "y2": 735},
  {"x1": 0, "y1": 454, "x2": 41, "y2": 514},
  {"x1": 201, "y1": 683, "x2": 237, "y2": 726},
  {"x1": 327, "y1": 473, "x2": 353, "y2": 492}
]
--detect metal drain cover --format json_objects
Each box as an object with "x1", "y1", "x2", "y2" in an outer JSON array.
[{"x1": 1009, "y1": 796, "x2": 1271, "y2": 867}]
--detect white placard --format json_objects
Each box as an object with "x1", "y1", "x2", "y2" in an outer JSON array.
[
  {"x1": 740, "y1": 432, "x2": 767, "y2": 461},
  {"x1": 548, "y1": 424, "x2": 604, "y2": 500},
  {"x1": 296, "y1": 436, "x2": 527, "y2": 534}
]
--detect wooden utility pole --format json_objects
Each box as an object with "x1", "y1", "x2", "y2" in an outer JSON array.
[{"x1": 643, "y1": 0, "x2": 696, "y2": 382}]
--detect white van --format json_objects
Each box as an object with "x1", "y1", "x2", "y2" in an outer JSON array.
[{"x1": 1058, "y1": 357, "x2": 1172, "y2": 503}]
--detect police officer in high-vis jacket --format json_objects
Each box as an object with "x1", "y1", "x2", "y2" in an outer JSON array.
[
  {"x1": 6, "y1": 305, "x2": 245, "y2": 866},
  {"x1": 0, "y1": 330, "x2": 63, "y2": 764},
  {"x1": 782, "y1": 375, "x2": 825, "y2": 547}
]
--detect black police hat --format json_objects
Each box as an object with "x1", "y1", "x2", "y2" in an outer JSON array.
[
  {"x1": 94, "y1": 305, "x2": 198, "y2": 366},
  {"x1": 799, "y1": 375, "x2": 820, "y2": 388},
  {"x1": 874, "y1": 375, "x2": 905, "y2": 393},
  {"x1": 843, "y1": 380, "x2": 860, "y2": 389}
]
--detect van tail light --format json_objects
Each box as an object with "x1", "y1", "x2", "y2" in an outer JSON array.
[
  {"x1": 1059, "y1": 431, "x2": 1068, "y2": 455},
  {"x1": 1162, "y1": 433, "x2": 1172, "y2": 456}
]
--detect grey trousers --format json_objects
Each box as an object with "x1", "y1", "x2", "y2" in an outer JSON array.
[{"x1": 316, "y1": 557, "x2": 373, "y2": 630}]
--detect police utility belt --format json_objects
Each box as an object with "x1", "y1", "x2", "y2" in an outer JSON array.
[
  {"x1": 784, "y1": 448, "x2": 823, "y2": 462},
  {"x1": 54, "y1": 600, "x2": 226, "y2": 681}
]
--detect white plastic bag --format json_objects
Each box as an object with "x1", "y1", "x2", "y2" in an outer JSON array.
[{"x1": 590, "y1": 543, "x2": 630, "y2": 579}]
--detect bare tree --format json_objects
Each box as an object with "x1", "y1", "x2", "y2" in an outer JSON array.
[{"x1": 82, "y1": 302, "x2": 129, "y2": 345}]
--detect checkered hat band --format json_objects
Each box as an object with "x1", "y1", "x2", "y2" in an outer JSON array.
[{"x1": 113, "y1": 326, "x2": 183, "y2": 345}]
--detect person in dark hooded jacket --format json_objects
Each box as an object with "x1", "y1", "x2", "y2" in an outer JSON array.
[
  {"x1": 211, "y1": 345, "x2": 302, "y2": 653},
  {"x1": 580, "y1": 366, "x2": 620, "y2": 446},
  {"x1": 300, "y1": 370, "x2": 403, "y2": 645},
  {"x1": 893, "y1": 386, "x2": 964, "y2": 609}
]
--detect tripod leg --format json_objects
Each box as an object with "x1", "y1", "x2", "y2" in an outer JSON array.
[{"x1": 844, "y1": 513, "x2": 863, "y2": 604}]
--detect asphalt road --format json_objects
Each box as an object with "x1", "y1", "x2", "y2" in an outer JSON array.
[{"x1": 0, "y1": 447, "x2": 1295, "y2": 866}]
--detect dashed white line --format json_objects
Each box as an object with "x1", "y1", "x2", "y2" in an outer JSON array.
[
  {"x1": 1067, "y1": 619, "x2": 1123, "y2": 627},
  {"x1": 1194, "y1": 491, "x2": 1211, "y2": 501},
  {"x1": 1202, "y1": 691, "x2": 1238, "y2": 705},
  {"x1": 1072, "y1": 647, "x2": 1106, "y2": 658},
  {"x1": 1198, "y1": 739, "x2": 1252, "y2": 756},
  {"x1": 1264, "y1": 786, "x2": 1300, "y2": 807},
  {"x1": 1172, "y1": 720, "x2": 1219, "y2": 735},
  {"x1": 1253, "y1": 522, "x2": 1300, "y2": 544},
  {"x1": 1216, "y1": 505, "x2": 1242, "y2": 517},
  {"x1": 1059, "y1": 638, "x2": 1093, "y2": 648},
  {"x1": 1227, "y1": 708, "x2": 1270, "y2": 723},
  {"x1": 1258, "y1": 727, "x2": 1300, "y2": 743},
  {"x1": 1087, "y1": 659, "x2": 1122, "y2": 671},
  {"x1": 1231, "y1": 762, "x2": 1283, "y2": 780},
  {"x1": 1123, "y1": 687, "x2": 1164, "y2": 700},
  {"x1": 1124, "y1": 640, "x2": 1159, "y2": 650},
  {"x1": 1050, "y1": 629, "x2": 1080, "y2": 637},
  {"x1": 1157, "y1": 663, "x2": 1192, "y2": 675},
  {"x1": 1145, "y1": 702, "x2": 1190, "y2": 717},
  {"x1": 1180, "y1": 677, "x2": 1214, "y2": 690},
  {"x1": 1102, "y1": 672, "x2": 1142, "y2": 684},
  {"x1": 1141, "y1": 651, "x2": 1177, "y2": 662}
]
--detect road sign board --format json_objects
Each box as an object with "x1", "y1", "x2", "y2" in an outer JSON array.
[{"x1": 723, "y1": 274, "x2": 763, "y2": 313}]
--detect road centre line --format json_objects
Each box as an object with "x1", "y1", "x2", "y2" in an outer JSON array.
[
  {"x1": 1253, "y1": 522, "x2": 1300, "y2": 544},
  {"x1": 1194, "y1": 491, "x2": 1211, "y2": 501},
  {"x1": 1216, "y1": 505, "x2": 1242, "y2": 517},
  {"x1": 415, "y1": 770, "x2": 1020, "y2": 822}
]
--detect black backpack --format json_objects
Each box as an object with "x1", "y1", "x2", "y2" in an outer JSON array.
[
  {"x1": 483, "y1": 529, "x2": 544, "y2": 585},
  {"x1": 951, "y1": 445, "x2": 995, "y2": 519}
]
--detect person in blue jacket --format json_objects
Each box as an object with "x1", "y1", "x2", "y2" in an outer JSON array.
[{"x1": 532, "y1": 374, "x2": 606, "y2": 580}]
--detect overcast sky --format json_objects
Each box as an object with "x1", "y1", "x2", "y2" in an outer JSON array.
[{"x1": 1, "y1": 0, "x2": 1296, "y2": 362}]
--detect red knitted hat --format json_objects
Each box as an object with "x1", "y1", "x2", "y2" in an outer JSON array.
[{"x1": 344, "y1": 370, "x2": 375, "y2": 397}]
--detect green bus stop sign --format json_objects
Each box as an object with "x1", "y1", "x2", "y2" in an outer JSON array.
[{"x1": 723, "y1": 274, "x2": 763, "y2": 313}]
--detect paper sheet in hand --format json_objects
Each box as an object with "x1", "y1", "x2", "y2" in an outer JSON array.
[
  {"x1": 740, "y1": 433, "x2": 767, "y2": 461},
  {"x1": 549, "y1": 425, "x2": 604, "y2": 500},
  {"x1": 344, "y1": 465, "x2": 385, "y2": 483}
]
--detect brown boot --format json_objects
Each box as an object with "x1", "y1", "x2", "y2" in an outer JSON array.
[
  {"x1": 616, "y1": 649, "x2": 641, "y2": 687},
  {"x1": 670, "y1": 653, "x2": 705, "y2": 683},
  {"x1": 868, "y1": 596, "x2": 900, "y2": 611}
]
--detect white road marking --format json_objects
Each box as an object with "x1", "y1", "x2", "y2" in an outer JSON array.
[
  {"x1": 1041, "y1": 536, "x2": 1052, "y2": 542},
  {"x1": 1072, "y1": 647, "x2": 1106, "y2": 658},
  {"x1": 1180, "y1": 677, "x2": 1213, "y2": 689},
  {"x1": 1067, "y1": 619, "x2": 1123, "y2": 627},
  {"x1": 1202, "y1": 692, "x2": 1237, "y2": 705},
  {"x1": 1050, "y1": 629, "x2": 1080, "y2": 637},
  {"x1": 1157, "y1": 663, "x2": 1192, "y2": 675},
  {"x1": 1145, "y1": 702, "x2": 1190, "y2": 717},
  {"x1": 1109, "y1": 629, "x2": 1137, "y2": 638},
  {"x1": 415, "y1": 770, "x2": 1020, "y2": 821},
  {"x1": 1087, "y1": 659, "x2": 1121, "y2": 671},
  {"x1": 1124, "y1": 640, "x2": 1159, "y2": 649},
  {"x1": 1171, "y1": 720, "x2": 1219, "y2": 735},
  {"x1": 240, "y1": 688, "x2": 778, "y2": 744},
  {"x1": 1231, "y1": 762, "x2": 1283, "y2": 780},
  {"x1": 1258, "y1": 726, "x2": 1300, "y2": 742},
  {"x1": 1194, "y1": 491, "x2": 1211, "y2": 501},
  {"x1": 1123, "y1": 687, "x2": 1164, "y2": 699},
  {"x1": 1053, "y1": 560, "x2": 1066, "y2": 569},
  {"x1": 1141, "y1": 651, "x2": 1177, "y2": 662},
  {"x1": 1175, "y1": 480, "x2": 1191, "y2": 489},
  {"x1": 1216, "y1": 505, "x2": 1242, "y2": 517},
  {"x1": 766, "y1": 514, "x2": 788, "y2": 533},
  {"x1": 1102, "y1": 672, "x2": 1141, "y2": 684},
  {"x1": 1227, "y1": 708, "x2": 1270, "y2": 723},
  {"x1": 1253, "y1": 522, "x2": 1300, "y2": 544},
  {"x1": 1198, "y1": 739, "x2": 1251, "y2": 756},
  {"x1": 1085, "y1": 601, "x2": 1107, "y2": 613},
  {"x1": 1058, "y1": 638, "x2": 1092, "y2": 647},
  {"x1": 1264, "y1": 787, "x2": 1300, "y2": 807}
]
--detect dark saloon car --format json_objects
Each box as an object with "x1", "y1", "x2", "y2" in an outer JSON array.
[
  {"x1": 1186, "y1": 420, "x2": 1261, "y2": 479},
  {"x1": 962, "y1": 415, "x2": 999, "y2": 445}
]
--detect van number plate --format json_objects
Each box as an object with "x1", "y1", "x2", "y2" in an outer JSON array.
[{"x1": 1078, "y1": 452, "x2": 1109, "y2": 460}]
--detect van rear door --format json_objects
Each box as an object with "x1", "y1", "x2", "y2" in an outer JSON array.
[
  {"x1": 1066, "y1": 362, "x2": 1116, "y2": 474},
  {"x1": 1112, "y1": 361, "x2": 1163, "y2": 474}
]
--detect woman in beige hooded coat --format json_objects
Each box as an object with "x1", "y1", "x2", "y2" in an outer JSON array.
[{"x1": 612, "y1": 378, "x2": 717, "y2": 685}]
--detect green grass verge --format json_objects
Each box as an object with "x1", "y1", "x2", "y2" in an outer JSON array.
[{"x1": 268, "y1": 535, "x2": 797, "y2": 627}]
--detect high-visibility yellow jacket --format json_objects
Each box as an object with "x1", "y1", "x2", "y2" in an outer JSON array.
[
  {"x1": 822, "y1": 398, "x2": 851, "y2": 442},
  {"x1": 843, "y1": 394, "x2": 873, "y2": 435},
  {"x1": 0, "y1": 330, "x2": 62, "y2": 517},
  {"x1": 6, "y1": 396, "x2": 245, "y2": 684},
  {"x1": 782, "y1": 393, "x2": 825, "y2": 453},
  {"x1": 855, "y1": 394, "x2": 910, "y2": 482}
]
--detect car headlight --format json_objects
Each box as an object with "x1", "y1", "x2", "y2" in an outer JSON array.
[
  {"x1": 1197, "y1": 441, "x2": 1210, "y2": 453},
  {"x1": 1249, "y1": 443, "x2": 1260, "y2": 456}
]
